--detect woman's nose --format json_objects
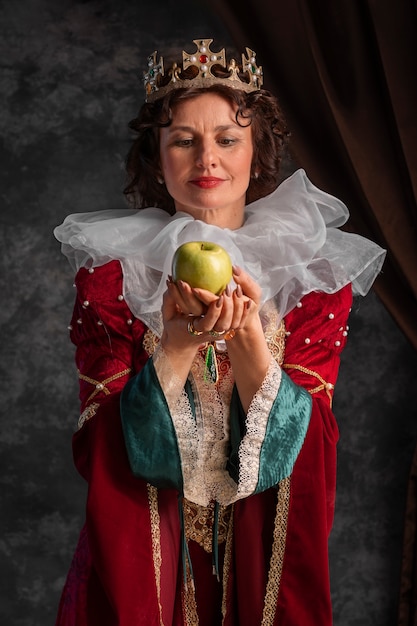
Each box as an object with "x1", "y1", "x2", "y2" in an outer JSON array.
[{"x1": 196, "y1": 140, "x2": 217, "y2": 168}]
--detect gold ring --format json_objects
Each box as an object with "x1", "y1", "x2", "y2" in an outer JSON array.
[
  {"x1": 187, "y1": 318, "x2": 204, "y2": 336},
  {"x1": 224, "y1": 329, "x2": 236, "y2": 341},
  {"x1": 208, "y1": 329, "x2": 226, "y2": 337}
]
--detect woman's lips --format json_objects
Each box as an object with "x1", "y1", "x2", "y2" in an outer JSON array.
[{"x1": 189, "y1": 177, "x2": 224, "y2": 189}]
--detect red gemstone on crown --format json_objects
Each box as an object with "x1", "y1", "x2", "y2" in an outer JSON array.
[{"x1": 199, "y1": 54, "x2": 208, "y2": 64}]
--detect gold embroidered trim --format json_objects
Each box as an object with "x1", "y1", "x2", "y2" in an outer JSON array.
[
  {"x1": 261, "y1": 476, "x2": 291, "y2": 625},
  {"x1": 183, "y1": 498, "x2": 232, "y2": 553},
  {"x1": 77, "y1": 402, "x2": 100, "y2": 430},
  {"x1": 182, "y1": 563, "x2": 199, "y2": 626},
  {"x1": 261, "y1": 302, "x2": 286, "y2": 366},
  {"x1": 282, "y1": 363, "x2": 334, "y2": 406},
  {"x1": 147, "y1": 484, "x2": 165, "y2": 626},
  {"x1": 143, "y1": 328, "x2": 160, "y2": 356},
  {"x1": 77, "y1": 367, "x2": 132, "y2": 403},
  {"x1": 221, "y1": 504, "x2": 234, "y2": 621},
  {"x1": 267, "y1": 321, "x2": 286, "y2": 366}
]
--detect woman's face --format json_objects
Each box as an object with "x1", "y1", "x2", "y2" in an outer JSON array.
[{"x1": 159, "y1": 92, "x2": 253, "y2": 229}]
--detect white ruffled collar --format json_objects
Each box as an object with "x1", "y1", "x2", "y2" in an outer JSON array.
[{"x1": 54, "y1": 169, "x2": 385, "y2": 331}]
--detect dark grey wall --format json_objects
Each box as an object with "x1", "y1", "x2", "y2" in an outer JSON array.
[{"x1": 1, "y1": 1, "x2": 416, "y2": 624}]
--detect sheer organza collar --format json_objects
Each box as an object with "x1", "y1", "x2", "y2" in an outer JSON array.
[{"x1": 54, "y1": 169, "x2": 386, "y2": 329}]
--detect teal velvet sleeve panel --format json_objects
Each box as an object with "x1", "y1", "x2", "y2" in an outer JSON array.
[
  {"x1": 120, "y1": 359, "x2": 185, "y2": 492},
  {"x1": 121, "y1": 361, "x2": 311, "y2": 498},
  {"x1": 226, "y1": 388, "x2": 246, "y2": 482},
  {"x1": 227, "y1": 370, "x2": 312, "y2": 493}
]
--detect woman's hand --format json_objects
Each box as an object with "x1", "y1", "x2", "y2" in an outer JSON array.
[
  {"x1": 161, "y1": 267, "x2": 270, "y2": 411},
  {"x1": 166, "y1": 278, "x2": 207, "y2": 317},
  {"x1": 165, "y1": 266, "x2": 261, "y2": 339},
  {"x1": 189, "y1": 266, "x2": 261, "y2": 335}
]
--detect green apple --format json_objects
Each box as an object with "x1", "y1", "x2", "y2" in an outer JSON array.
[{"x1": 172, "y1": 241, "x2": 233, "y2": 295}]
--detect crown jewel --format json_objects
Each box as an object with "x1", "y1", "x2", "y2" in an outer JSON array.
[{"x1": 143, "y1": 38, "x2": 263, "y2": 102}]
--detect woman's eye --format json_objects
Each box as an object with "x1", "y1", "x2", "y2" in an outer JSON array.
[
  {"x1": 218, "y1": 138, "x2": 236, "y2": 146},
  {"x1": 175, "y1": 139, "x2": 193, "y2": 147}
]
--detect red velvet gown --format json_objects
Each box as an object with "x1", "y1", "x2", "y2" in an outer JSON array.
[{"x1": 55, "y1": 259, "x2": 352, "y2": 626}]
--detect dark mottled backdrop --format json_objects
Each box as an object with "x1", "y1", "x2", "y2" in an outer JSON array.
[{"x1": 1, "y1": 1, "x2": 416, "y2": 625}]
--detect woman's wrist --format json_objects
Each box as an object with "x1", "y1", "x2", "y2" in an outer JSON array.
[
  {"x1": 226, "y1": 313, "x2": 272, "y2": 412},
  {"x1": 232, "y1": 312, "x2": 265, "y2": 344},
  {"x1": 160, "y1": 330, "x2": 197, "y2": 356},
  {"x1": 159, "y1": 330, "x2": 199, "y2": 379},
  {"x1": 228, "y1": 314, "x2": 270, "y2": 363}
]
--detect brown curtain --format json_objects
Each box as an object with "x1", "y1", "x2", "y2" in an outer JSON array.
[
  {"x1": 213, "y1": 0, "x2": 417, "y2": 349},
  {"x1": 211, "y1": 0, "x2": 417, "y2": 623}
]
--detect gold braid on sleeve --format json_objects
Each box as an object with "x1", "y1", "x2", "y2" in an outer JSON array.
[
  {"x1": 282, "y1": 363, "x2": 334, "y2": 407},
  {"x1": 78, "y1": 367, "x2": 132, "y2": 403}
]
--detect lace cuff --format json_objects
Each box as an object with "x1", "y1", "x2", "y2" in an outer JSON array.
[
  {"x1": 152, "y1": 345, "x2": 186, "y2": 408},
  {"x1": 235, "y1": 358, "x2": 282, "y2": 499},
  {"x1": 153, "y1": 346, "x2": 200, "y2": 500},
  {"x1": 226, "y1": 359, "x2": 312, "y2": 502}
]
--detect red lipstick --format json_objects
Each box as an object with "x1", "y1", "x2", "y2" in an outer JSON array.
[{"x1": 190, "y1": 177, "x2": 224, "y2": 189}]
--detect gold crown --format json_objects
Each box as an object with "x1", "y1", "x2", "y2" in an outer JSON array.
[{"x1": 143, "y1": 38, "x2": 263, "y2": 102}]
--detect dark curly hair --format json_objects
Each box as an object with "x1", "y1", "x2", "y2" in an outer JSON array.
[{"x1": 124, "y1": 83, "x2": 290, "y2": 214}]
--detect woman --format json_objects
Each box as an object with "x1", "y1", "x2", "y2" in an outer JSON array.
[{"x1": 54, "y1": 39, "x2": 385, "y2": 625}]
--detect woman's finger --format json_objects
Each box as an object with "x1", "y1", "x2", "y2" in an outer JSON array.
[
  {"x1": 162, "y1": 284, "x2": 181, "y2": 323},
  {"x1": 237, "y1": 299, "x2": 253, "y2": 329},
  {"x1": 171, "y1": 279, "x2": 206, "y2": 316},
  {"x1": 232, "y1": 266, "x2": 262, "y2": 305},
  {"x1": 229, "y1": 284, "x2": 248, "y2": 330},
  {"x1": 191, "y1": 294, "x2": 229, "y2": 335},
  {"x1": 210, "y1": 285, "x2": 234, "y2": 332},
  {"x1": 191, "y1": 286, "x2": 220, "y2": 307}
]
